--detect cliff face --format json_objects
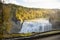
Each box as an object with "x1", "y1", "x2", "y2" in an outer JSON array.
[{"x1": 2, "y1": 3, "x2": 60, "y2": 33}]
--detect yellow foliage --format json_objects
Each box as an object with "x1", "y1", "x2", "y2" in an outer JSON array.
[{"x1": 16, "y1": 8, "x2": 50, "y2": 23}]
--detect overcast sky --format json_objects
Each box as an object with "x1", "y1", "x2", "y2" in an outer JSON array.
[{"x1": 2, "y1": 0, "x2": 60, "y2": 9}]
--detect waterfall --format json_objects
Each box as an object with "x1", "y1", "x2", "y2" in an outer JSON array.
[{"x1": 19, "y1": 18, "x2": 52, "y2": 33}]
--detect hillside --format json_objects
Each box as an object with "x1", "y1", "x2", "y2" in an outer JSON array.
[
  {"x1": 3, "y1": 3, "x2": 58, "y2": 22},
  {"x1": 2, "y1": 3, "x2": 60, "y2": 33},
  {"x1": 0, "y1": 3, "x2": 59, "y2": 38}
]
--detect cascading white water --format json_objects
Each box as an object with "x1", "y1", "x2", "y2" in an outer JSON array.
[{"x1": 19, "y1": 18, "x2": 52, "y2": 33}]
